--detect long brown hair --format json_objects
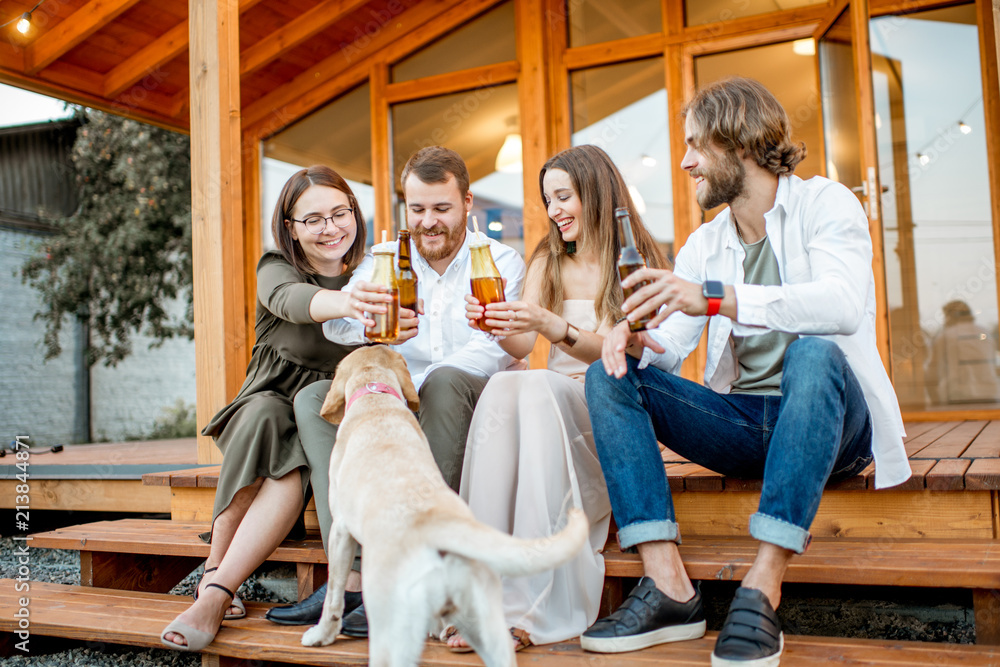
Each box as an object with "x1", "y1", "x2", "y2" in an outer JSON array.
[
  {"x1": 532, "y1": 145, "x2": 667, "y2": 325},
  {"x1": 271, "y1": 165, "x2": 367, "y2": 276},
  {"x1": 683, "y1": 77, "x2": 806, "y2": 176}
]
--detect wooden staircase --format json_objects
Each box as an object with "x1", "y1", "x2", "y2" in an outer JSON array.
[{"x1": 4, "y1": 420, "x2": 1000, "y2": 665}]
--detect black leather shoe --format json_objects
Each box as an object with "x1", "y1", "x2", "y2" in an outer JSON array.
[
  {"x1": 340, "y1": 602, "x2": 368, "y2": 638},
  {"x1": 711, "y1": 587, "x2": 783, "y2": 666},
  {"x1": 265, "y1": 584, "x2": 363, "y2": 626},
  {"x1": 581, "y1": 577, "x2": 706, "y2": 653}
]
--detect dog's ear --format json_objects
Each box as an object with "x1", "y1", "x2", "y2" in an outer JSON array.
[
  {"x1": 320, "y1": 363, "x2": 349, "y2": 424},
  {"x1": 391, "y1": 351, "x2": 420, "y2": 412}
]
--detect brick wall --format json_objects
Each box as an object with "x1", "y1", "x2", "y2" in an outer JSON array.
[{"x1": 0, "y1": 227, "x2": 196, "y2": 444}]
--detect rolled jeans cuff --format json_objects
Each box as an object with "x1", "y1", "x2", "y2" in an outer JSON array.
[
  {"x1": 749, "y1": 512, "x2": 811, "y2": 554},
  {"x1": 617, "y1": 519, "x2": 681, "y2": 550}
]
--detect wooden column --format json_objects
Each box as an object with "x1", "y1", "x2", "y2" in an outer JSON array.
[
  {"x1": 978, "y1": 0, "x2": 1000, "y2": 319},
  {"x1": 242, "y1": 135, "x2": 262, "y2": 353},
  {"x1": 371, "y1": 61, "x2": 393, "y2": 237},
  {"x1": 189, "y1": 0, "x2": 247, "y2": 464},
  {"x1": 517, "y1": 0, "x2": 562, "y2": 370},
  {"x1": 850, "y1": 0, "x2": 891, "y2": 372}
]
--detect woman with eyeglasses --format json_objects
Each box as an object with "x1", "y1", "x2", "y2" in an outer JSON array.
[{"x1": 162, "y1": 165, "x2": 374, "y2": 651}]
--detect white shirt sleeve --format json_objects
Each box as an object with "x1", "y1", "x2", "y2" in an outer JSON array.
[
  {"x1": 732, "y1": 184, "x2": 871, "y2": 336},
  {"x1": 417, "y1": 241, "x2": 527, "y2": 383},
  {"x1": 635, "y1": 242, "x2": 708, "y2": 373},
  {"x1": 321, "y1": 251, "x2": 374, "y2": 345}
]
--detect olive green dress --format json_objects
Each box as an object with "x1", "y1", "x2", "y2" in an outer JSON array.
[{"x1": 201, "y1": 250, "x2": 356, "y2": 529}]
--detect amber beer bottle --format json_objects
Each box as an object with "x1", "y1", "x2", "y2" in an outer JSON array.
[
  {"x1": 365, "y1": 246, "x2": 400, "y2": 343},
  {"x1": 615, "y1": 206, "x2": 653, "y2": 332},
  {"x1": 469, "y1": 235, "x2": 504, "y2": 333},
  {"x1": 396, "y1": 229, "x2": 418, "y2": 313}
]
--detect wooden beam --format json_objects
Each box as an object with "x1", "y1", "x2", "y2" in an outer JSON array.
[
  {"x1": 677, "y1": 2, "x2": 828, "y2": 45},
  {"x1": 102, "y1": 0, "x2": 262, "y2": 105},
  {"x1": 242, "y1": 0, "x2": 505, "y2": 137},
  {"x1": 25, "y1": 0, "x2": 143, "y2": 75},
  {"x1": 0, "y1": 54, "x2": 185, "y2": 131},
  {"x1": 240, "y1": 0, "x2": 370, "y2": 78},
  {"x1": 370, "y1": 61, "x2": 392, "y2": 240},
  {"x1": 563, "y1": 33, "x2": 664, "y2": 71},
  {"x1": 384, "y1": 61, "x2": 519, "y2": 104},
  {"x1": 189, "y1": 0, "x2": 247, "y2": 465},
  {"x1": 684, "y1": 22, "x2": 817, "y2": 56},
  {"x1": 104, "y1": 21, "x2": 189, "y2": 99}
]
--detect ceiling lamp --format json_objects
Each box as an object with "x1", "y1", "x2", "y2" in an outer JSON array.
[
  {"x1": 792, "y1": 38, "x2": 815, "y2": 56},
  {"x1": 495, "y1": 115, "x2": 522, "y2": 173},
  {"x1": 495, "y1": 134, "x2": 522, "y2": 173}
]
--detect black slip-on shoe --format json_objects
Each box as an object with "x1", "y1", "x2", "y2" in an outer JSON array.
[
  {"x1": 580, "y1": 577, "x2": 706, "y2": 653},
  {"x1": 711, "y1": 587, "x2": 783, "y2": 666},
  {"x1": 265, "y1": 584, "x2": 363, "y2": 626},
  {"x1": 340, "y1": 602, "x2": 368, "y2": 638}
]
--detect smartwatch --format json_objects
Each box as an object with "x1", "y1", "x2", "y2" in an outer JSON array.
[{"x1": 702, "y1": 280, "x2": 724, "y2": 317}]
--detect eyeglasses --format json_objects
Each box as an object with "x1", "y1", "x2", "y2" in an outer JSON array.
[{"x1": 290, "y1": 209, "x2": 355, "y2": 234}]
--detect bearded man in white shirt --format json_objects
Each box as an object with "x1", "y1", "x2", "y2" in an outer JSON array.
[
  {"x1": 266, "y1": 145, "x2": 526, "y2": 630},
  {"x1": 580, "y1": 78, "x2": 909, "y2": 667}
]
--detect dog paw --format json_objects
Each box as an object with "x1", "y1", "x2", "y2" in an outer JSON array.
[{"x1": 301, "y1": 624, "x2": 336, "y2": 647}]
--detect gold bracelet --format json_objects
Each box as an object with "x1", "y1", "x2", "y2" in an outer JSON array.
[{"x1": 556, "y1": 322, "x2": 579, "y2": 348}]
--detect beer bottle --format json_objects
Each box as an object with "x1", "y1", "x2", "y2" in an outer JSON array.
[
  {"x1": 615, "y1": 206, "x2": 653, "y2": 332},
  {"x1": 396, "y1": 229, "x2": 418, "y2": 314},
  {"x1": 365, "y1": 246, "x2": 399, "y2": 343},
  {"x1": 469, "y1": 234, "x2": 505, "y2": 333}
]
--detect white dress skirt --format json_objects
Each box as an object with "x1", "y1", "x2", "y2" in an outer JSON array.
[{"x1": 459, "y1": 300, "x2": 612, "y2": 645}]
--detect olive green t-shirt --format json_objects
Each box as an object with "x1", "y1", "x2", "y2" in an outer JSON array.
[{"x1": 730, "y1": 236, "x2": 798, "y2": 395}]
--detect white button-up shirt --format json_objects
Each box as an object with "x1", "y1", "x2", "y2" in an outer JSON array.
[
  {"x1": 642, "y1": 175, "x2": 909, "y2": 489},
  {"x1": 324, "y1": 232, "x2": 527, "y2": 389}
]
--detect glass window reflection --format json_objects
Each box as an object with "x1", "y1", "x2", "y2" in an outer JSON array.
[
  {"x1": 391, "y1": 83, "x2": 524, "y2": 253},
  {"x1": 870, "y1": 4, "x2": 998, "y2": 410},
  {"x1": 570, "y1": 58, "x2": 672, "y2": 258}
]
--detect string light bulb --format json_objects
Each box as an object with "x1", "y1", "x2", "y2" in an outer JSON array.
[
  {"x1": 958, "y1": 121, "x2": 972, "y2": 135},
  {"x1": 16, "y1": 12, "x2": 31, "y2": 34},
  {"x1": 641, "y1": 154, "x2": 657, "y2": 167},
  {"x1": 916, "y1": 153, "x2": 930, "y2": 166}
]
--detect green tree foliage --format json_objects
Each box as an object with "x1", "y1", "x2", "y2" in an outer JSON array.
[{"x1": 22, "y1": 109, "x2": 193, "y2": 366}]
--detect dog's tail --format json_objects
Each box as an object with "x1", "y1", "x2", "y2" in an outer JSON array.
[{"x1": 423, "y1": 507, "x2": 590, "y2": 577}]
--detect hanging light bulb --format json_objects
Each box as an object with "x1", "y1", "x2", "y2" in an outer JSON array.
[
  {"x1": 641, "y1": 154, "x2": 657, "y2": 168},
  {"x1": 916, "y1": 152, "x2": 930, "y2": 166},
  {"x1": 958, "y1": 121, "x2": 972, "y2": 135},
  {"x1": 16, "y1": 12, "x2": 31, "y2": 34}
]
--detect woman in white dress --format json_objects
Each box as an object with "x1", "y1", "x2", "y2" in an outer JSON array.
[{"x1": 452, "y1": 145, "x2": 667, "y2": 649}]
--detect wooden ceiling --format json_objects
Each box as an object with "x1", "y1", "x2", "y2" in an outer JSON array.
[{"x1": 0, "y1": 0, "x2": 455, "y2": 134}]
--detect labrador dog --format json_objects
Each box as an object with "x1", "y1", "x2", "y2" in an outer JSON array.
[{"x1": 301, "y1": 345, "x2": 588, "y2": 667}]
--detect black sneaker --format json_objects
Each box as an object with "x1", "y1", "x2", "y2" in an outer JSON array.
[
  {"x1": 711, "y1": 587, "x2": 783, "y2": 666},
  {"x1": 580, "y1": 577, "x2": 706, "y2": 653}
]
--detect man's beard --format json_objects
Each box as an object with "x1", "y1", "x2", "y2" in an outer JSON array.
[
  {"x1": 412, "y1": 223, "x2": 466, "y2": 262},
  {"x1": 696, "y1": 150, "x2": 746, "y2": 210}
]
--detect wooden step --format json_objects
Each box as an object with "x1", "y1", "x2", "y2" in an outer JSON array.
[
  {"x1": 31, "y1": 518, "x2": 1000, "y2": 591},
  {"x1": 2, "y1": 579, "x2": 998, "y2": 666},
  {"x1": 28, "y1": 517, "x2": 1000, "y2": 643}
]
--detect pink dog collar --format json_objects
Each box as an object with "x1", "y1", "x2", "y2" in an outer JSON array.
[{"x1": 345, "y1": 382, "x2": 403, "y2": 413}]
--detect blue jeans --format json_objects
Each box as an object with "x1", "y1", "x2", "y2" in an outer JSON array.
[{"x1": 584, "y1": 337, "x2": 873, "y2": 554}]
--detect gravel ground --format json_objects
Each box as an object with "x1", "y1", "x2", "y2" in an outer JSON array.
[{"x1": 1, "y1": 527, "x2": 975, "y2": 665}]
